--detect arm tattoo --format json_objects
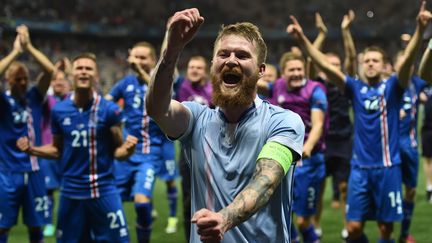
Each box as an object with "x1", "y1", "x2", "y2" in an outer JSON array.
[{"x1": 219, "y1": 158, "x2": 285, "y2": 232}]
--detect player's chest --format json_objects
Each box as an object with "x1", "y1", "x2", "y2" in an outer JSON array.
[
  {"x1": 357, "y1": 83, "x2": 387, "y2": 112},
  {"x1": 124, "y1": 84, "x2": 146, "y2": 110},
  {"x1": 59, "y1": 111, "x2": 108, "y2": 143}
]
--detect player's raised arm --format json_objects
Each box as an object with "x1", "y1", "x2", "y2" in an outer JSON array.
[
  {"x1": 287, "y1": 15, "x2": 346, "y2": 91},
  {"x1": 145, "y1": 8, "x2": 204, "y2": 138},
  {"x1": 0, "y1": 36, "x2": 23, "y2": 78},
  {"x1": 16, "y1": 135, "x2": 63, "y2": 160},
  {"x1": 398, "y1": 1, "x2": 432, "y2": 88},
  {"x1": 341, "y1": 10, "x2": 357, "y2": 77},
  {"x1": 17, "y1": 25, "x2": 55, "y2": 96},
  {"x1": 307, "y1": 12, "x2": 328, "y2": 79}
]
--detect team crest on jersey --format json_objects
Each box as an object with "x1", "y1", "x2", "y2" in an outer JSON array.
[
  {"x1": 126, "y1": 84, "x2": 134, "y2": 92},
  {"x1": 62, "y1": 117, "x2": 71, "y2": 126}
]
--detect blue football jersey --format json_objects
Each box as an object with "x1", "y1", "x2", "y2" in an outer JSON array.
[
  {"x1": 0, "y1": 87, "x2": 44, "y2": 172},
  {"x1": 109, "y1": 75, "x2": 166, "y2": 155},
  {"x1": 399, "y1": 76, "x2": 427, "y2": 149},
  {"x1": 345, "y1": 75, "x2": 404, "y2": 168},
  {"x1": 51, "y1": 94, "x2": 123, "y2": 199}
]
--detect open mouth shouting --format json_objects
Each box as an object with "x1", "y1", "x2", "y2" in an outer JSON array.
[{"x1": 222, "y1": 71, "x2": 242, "y2": 88}]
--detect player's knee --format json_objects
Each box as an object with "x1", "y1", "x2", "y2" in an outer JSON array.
[
  {"x1": 347, "y1": 221, "x2": 363, "y2": 238},
  {"x1": 296, "y1": 216, "x2": 311, "y2": 230},
  {"x1": 134, "y1": 194, "x2": 151, "y2": 203},
  {"x1": 166, "y1": 180, "x2": 176, "y2": 188},
  {"x1": 377, "y1": 222, "x2": 393, "y2": 238}
]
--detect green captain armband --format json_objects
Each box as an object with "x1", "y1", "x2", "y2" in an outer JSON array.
[{"x1": 257, "y1": 141, "x2": 293, "y2": 174}]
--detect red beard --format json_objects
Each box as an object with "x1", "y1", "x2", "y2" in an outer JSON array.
[{"x1": 211, "y1": 69, "x2": 259, "y2": 108}]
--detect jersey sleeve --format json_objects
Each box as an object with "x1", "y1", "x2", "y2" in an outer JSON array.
[
  {"x1": 344, "y1": 75, "x2": 356, "y2": 99},
  {"x1": 106, "y1": 102, "x2": 124, "y2": 127},
  {"x1": 267, "y1": 110, "x2": 305, "y2": 161},
  {"x1": 310, "y1": 86, "x2": 328, "y2": 111},
  {"x1": 108, "y1": 79, "x2": 124, "y2": 102},
  {"x1": 27, "y1": 86, "x2": 45, "y2": 105},
  {"x1": 50, "y1": 106, "x2": 61, "y2": 135},
  {"x1": 177, "y1": 101, "x2": 207, "y2": 142}
]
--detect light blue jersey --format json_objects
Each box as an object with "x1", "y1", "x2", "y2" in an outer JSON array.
[{"x1": 179, "y1": 97, "x2": 304, "y2": 243}]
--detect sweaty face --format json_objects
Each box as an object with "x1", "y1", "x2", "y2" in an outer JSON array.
[
  {"x1": 72, "y1": 58, "x2": 98, "y2": 90},
  {"x1": 283, "y1": 60, "x2": 305, "y2": 90},
  {"x1": 51, "y1": 71, "x2": 70, "y2": 96},
  {"x1": 186, "y1": 59, "x2": 207, "y2": 84},
  {"x1": 211, "y1": 35, "x2": 262, "y2": 108},
  {"x1": 8, "y1": 66, "x2": 29, "y2": 97},
  {"x1": 129, "y1": 46, "x2": 156, "y2": 74},
  {"x1": 362, "y1": 51, "x2": 384, "y2": 80}
]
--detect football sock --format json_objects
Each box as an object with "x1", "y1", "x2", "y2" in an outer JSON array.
[
  {"x1": 135, "y1": 202, "x2": 152, "y2": 243},
  {"x1": 347, "y1": 233, "x2": 369, "y2": 243},
  {"x1": 28, "y1": 228, "x2": 43, "y2": 243},
  {"x1": 167, "y1": 186, "x2": 178, "y2": 217},
  {"x1": 400, "y1": 200, "x2": 414, "y2": 238},
  {"x1": 300, "y1": 225, "x2": 318, "y2": 243}
]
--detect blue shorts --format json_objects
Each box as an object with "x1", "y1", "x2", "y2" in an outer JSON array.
[
  {"x1": 0, "y1": 170, "x2": 48, "y2": 228},
  {"x1": 400, "y1": 144, "x2": 419, "y2": 188},
  {"x1": 57, "y1": 193, "x2": 129, "y2": 243},
  {"x1": 115, "y1": 152, "x2": 162, "y2": 200},
  {"x1": 40, "y1": 158, "x2": 61, "y2": 190},
  {"x1": 157, "y1": 139, "x2": 179, "y2": 181},
  {"x1": 346, "y1": 165, "x2": 403, "y2": 222},
  {"x1": 293, "y1": 153, "x2": 326, "y2": 217}
]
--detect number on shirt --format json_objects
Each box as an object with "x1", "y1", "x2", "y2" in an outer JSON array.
[
  {"x1": 107, "y1": 210, "x2": 126, "y2": 229},
  {"x1": 34, "y1": 196, "x2": 49, "y2": 212},
  {"x1": 364, "y1": 98, "x2": 380, "y2": 111},
  {"x1": 71, "y1": 130, "x2": 88, "y2": 147},
  {"x1": 12, "y1": 110, "x2": 29, "y2": 124},
  {"x1": 132, "y1": 94, "x2": 141, "y2": 109}
]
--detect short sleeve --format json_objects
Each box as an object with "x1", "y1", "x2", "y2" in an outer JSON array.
[
  {"x1": 108, "y1": 79, "x2": 124, "y2": 102},
  {"x1": 310, "y1": 86, "x2": 328, "y2": 111},
  {"x1": 177, "y1": 101, "x2": 207, "y2": 142},
  {"x1": 267, "y1": 110, "x2": 305, "y2": 161},
  {"x1": 106, "y1": 102, "x2": 124, "y2": 127}
]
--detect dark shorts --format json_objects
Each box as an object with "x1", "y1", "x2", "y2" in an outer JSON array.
[
  {"x1": 324, "y1": 155, "x2": 351, "y2": 182},
  {"x1": 421, "y1": 129, "x2": 432, "y2": 158}
]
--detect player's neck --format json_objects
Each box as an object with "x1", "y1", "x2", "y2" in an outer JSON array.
[
  {"x1": 74, "y1": 88, "x2": 94, "y2": 108},
  {"x1": 220, "y1": 102, "x2": 253, "y2": 123},
  {"x1": 366, "y1": 76, "x2": 381, "y2": 87}
]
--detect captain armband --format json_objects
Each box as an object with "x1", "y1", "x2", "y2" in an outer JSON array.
[{"x1": 257, "y1": 141, "x2": 293, "y2": 175}]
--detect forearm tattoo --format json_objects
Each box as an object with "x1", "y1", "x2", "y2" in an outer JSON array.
[{"x1": 219, "y1": 158, "x2": 284, "y2": 231}]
